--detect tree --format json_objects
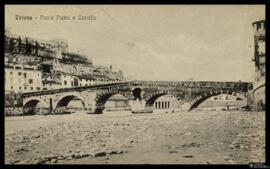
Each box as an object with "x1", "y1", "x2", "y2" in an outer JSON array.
[
  {"x1": 35, "y1": 40, "x2": 39, "y2": 55},
  {"x1": 18, "y1": 36, "x2": 22, "y2": 54},
  {"x1": 9, "y1": 38, "x2": 14, "y2": 53},
  {"x1": 28, "y1": 42, "x2": 32, "y2": 55},
  {"x1": 25, "y1": 38, "x2": 29, "y2": 55},
  {"x1": 25, "y1": 38, "x2": 33, "y2": 55}
]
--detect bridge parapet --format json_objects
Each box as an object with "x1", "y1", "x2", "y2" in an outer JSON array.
[
  {"x1": 22, "y1": 80, "x2": 251, "y2": 98},
  {"x1": 22, "y1": 81, "x2": 132, "y2": 98},
  {"x1": 132, "y1": 80, "x2": 251, "y2": 91}
]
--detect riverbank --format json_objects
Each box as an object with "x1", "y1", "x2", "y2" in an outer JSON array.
[{"x1": 5, "y1": 110, "x2": 265, "y2": 164}]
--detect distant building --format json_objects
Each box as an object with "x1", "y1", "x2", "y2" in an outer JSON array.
[
  {"x1": 153, "y1": 95, "x2": 180, "y2": 109},
  {"x1": 5, "y1": 61, "x2": 42, "y2": 93},
  {"x1": 252, "y1": 20, "x2": 265, "y2": 82},
  {"x1": 5, "y1": 28, "x2": 126, "y2": 111},
  {"x1": 78, "y1": 77, "x2": 95, "y2": 86},
  {"x1": 4, "y1": 28, "x2": 91, "y2": 65},
  {"x1": 251, "y1": 20, "x2": 265, "y2": 111}
]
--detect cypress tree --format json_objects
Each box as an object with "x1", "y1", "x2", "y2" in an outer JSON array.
[
  {"x1": 35, "y1": 40, "x2": 39, "y2": 55},
  {"x1": 18, "y1": 37, "x2": 22, "y2": 54},
  {"x1": 25, "y1": 38, "x2": 29, "y2": 55},
  {"x1": 9, "y1": 38, "x2": 14, "y2": 53},
  {"x1": 29, "y1": 41, "x2": 32, "y2": 55}
]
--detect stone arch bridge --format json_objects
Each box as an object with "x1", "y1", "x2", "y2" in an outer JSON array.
[{"x1": 22, "y1": 80, "x2": 252, "y2": 115}]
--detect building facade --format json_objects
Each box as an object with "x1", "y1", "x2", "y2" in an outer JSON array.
[
  {"x1": 5, "y1": 28, "x2": 125, "y2": 93},
  {"x1": 251, "y1": 20, "x2": 265, "y2": 111},
  {"x1": 5, "y1": 59, "x2": 43, "y2": 93},
  {"x1": 5, "y1": 28, "x2": 125, "y2": 113}
]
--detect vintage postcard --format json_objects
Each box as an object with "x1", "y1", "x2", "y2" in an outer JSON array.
[{"x1": 4, "y1": 5, "x2": 265, "y2": 164}]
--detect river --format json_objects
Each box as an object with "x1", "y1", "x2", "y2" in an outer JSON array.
[{"x1": 5, "y1": 110, "x2": 265, "y2": 164}]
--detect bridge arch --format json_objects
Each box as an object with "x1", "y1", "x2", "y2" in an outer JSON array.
[
  {"x1": 53, "y1": 93, "x2": 86, "y2": 113},
  {"x1": 132, "y1": 87, "x2": 143, "y2": 100},
  {"x1": 94, "y1": 91, "x2": 131, "y2": 113},
  {"x1": 23, "y1": 98, "x2": 47, "y2": 115},
  {"x1": 145, "y1": 91, "x2": 179, "y2": 108},
  {"x1": 96, "y1": 91, "x2": 130, "y2": 106},
  {"x1": 189, "y1": 90, "x2": 246, "y2": 110}
]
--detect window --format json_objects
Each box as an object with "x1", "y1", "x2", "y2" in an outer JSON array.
[
  {"x1": 19, "y1": 87, "x2": 22, "y2": 89},
  {"x1": 29, "y1": 79, "x2": 33, "y2": 84},
  {"x1": 31, "y1": 87, "x2": 33, "y2": 90},
  {"x1": 24, "y1": 73, "x2": 27, "y2": 78},
  {"x1": 10, "y1": 71, "x2": 13, "y2": 75},
  {"x1": 24, "y1": 87, "x2": 27, "y2": 90},
  {"x1": 18, "y1": 72, "x2": 22, "y2": 76},
  {"x1": 37, "y1": 87, "x2": 40, "y2": 90},
  {"x1": 257, "y1": 23, "x2": 261, "y2": 30},
  {"x1": 11, "y1": 86, "x2": 13, "y2": 89},
  {"x1": 64, "y1": 80, "x2": 67, "y2": 85}
]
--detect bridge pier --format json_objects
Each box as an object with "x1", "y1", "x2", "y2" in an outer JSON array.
[
  {"x1": 84, "y1": 100, "x2": 105, "y2": 114},
  {"x1": 130, "y1": 99, "x2": 153, "y2": 113},
  {"x1": 23, "y1": 107, "x2": 37, "y2": 115},
  {"x1": 86, "y1": 106, "x2": 105, "y2": 114},
  {"x1": 53, "y1": 106, "x2": 68, "y2": 114},
  {"x1": 49, "y1": 98, "x2": 53, "y2": 114}
]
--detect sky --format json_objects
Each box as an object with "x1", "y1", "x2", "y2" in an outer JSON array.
[{"x1": 5, "y1": 5, "x2": 265, "y2": 82}]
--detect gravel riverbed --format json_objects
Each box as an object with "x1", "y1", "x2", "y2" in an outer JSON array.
[{"x1": 5, "y1": 110, "x2": 265, "y2": 164}]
